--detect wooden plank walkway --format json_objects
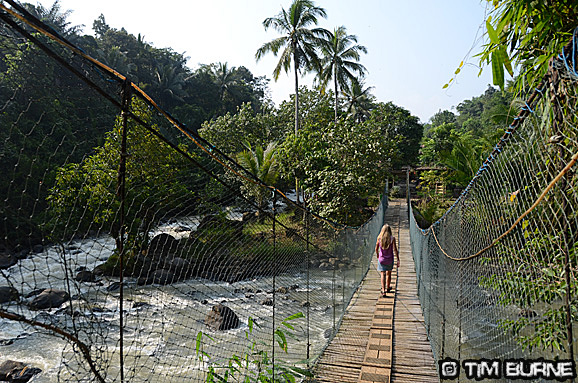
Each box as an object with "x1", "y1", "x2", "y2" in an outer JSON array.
[{"x1": 313, "y1": 199, "x2": 439, "y2": 383}]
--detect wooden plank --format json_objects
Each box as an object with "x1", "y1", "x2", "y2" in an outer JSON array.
[{"x1": 313, "y1": 199, "x2": 439, "y2": 383}]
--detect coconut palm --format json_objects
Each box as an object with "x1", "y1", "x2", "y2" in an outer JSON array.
[
  {"x1": 256, "y1": 0, "x2": 328, "y2": 203},
  {"x1": 153, "y1": 63, "x2": 187, "y2": 108},
  {"x1": 255, "y1": 0, "x2": 329, "y2": 136},
  {"x1": 200, "y1": 62, "x2": 241, "y2": 104},
  {"x1": 22, "y1": 0, "x2": 82, "y2": 38},
  {"x1": 317, "y1": 26, "x2": 367, "y2": 123},
  {"x1": 341, "y1": 78, "x2": 376, "y2": 123},
  {"x1": 237, "y1": 142, "x2": 279, "y2": 212}
]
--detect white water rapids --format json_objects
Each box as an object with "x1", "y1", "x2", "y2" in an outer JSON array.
[{"x1": 0, "y1": 218, "x2": 364, "y2": 382}]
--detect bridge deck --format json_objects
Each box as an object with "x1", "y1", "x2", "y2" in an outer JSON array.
[{"x1": 313, "y1": 199, "x2": 439, "y2": 383}]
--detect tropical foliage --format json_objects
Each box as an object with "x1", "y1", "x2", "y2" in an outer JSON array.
[
  {"x1": 341, "y1": 78, "x2": 376, "y2": 123},
  {"x1": 420, "y1": 86, "x2": 513, "y2": 186},
  {"x1": 237, "y1": 142, "x2": 280, "y2": 212},
  {"x1": 316, "y1": 26, "x2": 367, "y2": 122},
  {"x1": 0, "y1": 1, "x2": 267, "y2": 248},
  {"x1": 2, "y1": 0, "x2": 420, "y2": 246},
  {"x1": 256, "y1": 0, "x2": 329, "y2": 135},
  {"x1": 479, "y1": 0, "x2": 578, "y2": 90},
  {"x1": 46, "y1": 99, "x2": 198, "y2": 243}
]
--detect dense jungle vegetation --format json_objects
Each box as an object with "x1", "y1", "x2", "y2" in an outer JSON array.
[
  {"x1": 2, "y1": 0, "x2": 574, "y2": 250},
  {"x1": 0, "y1": 0, "x2": 425, "y2": 250}
]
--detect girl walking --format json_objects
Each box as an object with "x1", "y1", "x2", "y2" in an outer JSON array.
[{"x1": 375, "y1": 224, "x2": 400, "y2": 298}]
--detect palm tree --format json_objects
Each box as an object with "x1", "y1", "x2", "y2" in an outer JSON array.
[
  {"x1": 318, "y1": 26, "x2": 367, "y2": 123},
  {"x1": 255, "y1": 0, "x2": 329, "y2": 136},
  {"x1": 200, "y1": 62, "x2": 240, "y2": 104},
  {"x1": 341, "y1": 78, "x2": 376, "y2": 123},
  {"x1": 256, "y1": 0, "x2": 328, "y2": 203},
  {"x1": 23, "y1": 0, "x2": 82, "y2": 38},
  {"x1": 153, "y1": 63, "x2": 186, "y2": 108},
  {"x1": 237, "y1": 142, "x2": 279, "y2": 212}
]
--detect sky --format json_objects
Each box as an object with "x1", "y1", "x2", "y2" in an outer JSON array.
[{"x1": 35, "y1": 0, "x2": 495, "y2": 123}]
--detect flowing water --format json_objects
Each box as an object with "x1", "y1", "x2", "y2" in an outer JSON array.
[{"x1": 0, "y1": 220, "x2": 361, "y2": 382}]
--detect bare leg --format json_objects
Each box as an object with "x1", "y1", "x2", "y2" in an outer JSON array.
[
  {"x1": 380, "y1": 271, "x2": 386, "y2": 294},
  {"x1": 386, "y1": 270, "x2": 392, "y2": 291}
]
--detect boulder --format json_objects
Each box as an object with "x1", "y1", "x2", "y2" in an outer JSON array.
[
  {"x1": 174, "y1": 225, "x2": 191, "y2": 233},
  {"x1": 14, "y1": 250, "x2": 29, "y2": 260},
  {"x1": 147, "y1": 234, "x2": 178, "y2": 257},
  {"x1": 0, "y1": 360, "x2": 41, "y2": 382},
  {"x1": 132, "y1": 301, "x2": 151, "y2": 309},
  {"x1": 28, "y1": 289, "x2": 69, "y2": 310},
  {"x1": 260, "y1": 298, "x2": 273, "y2": 306},
  {"x1": 150, "y1": 269, "x2": 176, "y2": 285},
  {"x1": 75, "y1": 270, "x2": 96, "y2": 283},
  {"x1": 24, "y1": 289, "x2": 44, "y2": 299},
  {"x1": 319, "y1": 262, "x2": 331, "y2": 270},
  {"x1": 0, "y1": 286, "x2": 19, "y2": 303},
  {"x1": 167, "y1": 257, "x2": 190, "y2": 274},
  {"x1": 106, "y1": 282, "x2": 122, "y2": 291},
  {"x1": 0, "y1": 254, "x2": 17, "y2": 270},
  {"x1": 205, "y1": 304, "x2": 239, "y2": 331},
  {"x1": 276, "y1": 287, "x2": 289, "y2": 294},
  {"x1": 197, "y1": 215, "x2": 219, "y2": 231}
]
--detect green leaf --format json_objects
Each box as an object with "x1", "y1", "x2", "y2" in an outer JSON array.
[
  {"x1": 498, "y1": 46, "x2": 514, "y2": 76},
  {"x1": 275, "y1": 329, "x2": 288, "y2": 352},
  {"x1": 521, "y1": 220, "x2": 529, "y2": 230},
  {"x1": 289, "y1": 366, "x2": 313, "y2": 377},
  {"x1": 196, "y1": 331, "x2": 203, "y2": 356},
  {"x1": 284, "y1": 312, "x2": 304, "y2": 321},
  {"x1": 491, "y1": 51, "x2": 505, "y2": 89},
  {"x1": 486, "y1": 20, "x2": 499, "y2": 44}
]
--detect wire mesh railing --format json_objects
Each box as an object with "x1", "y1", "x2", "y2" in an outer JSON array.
[
  {"x1": 410, "y1": 29, "x2": 578, "y2": 382},
  {"x1": 0, "y1": 2, "x2": 388, "y2": 382}
]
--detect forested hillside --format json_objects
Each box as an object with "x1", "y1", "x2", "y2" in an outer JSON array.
[{"x1": 0, "y1": 1, "x2": 426, "y2": 251}]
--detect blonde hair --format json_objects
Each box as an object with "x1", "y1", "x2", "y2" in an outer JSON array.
[{"x1": 377, "y1": 224, "x2": 393, "y2": 249}]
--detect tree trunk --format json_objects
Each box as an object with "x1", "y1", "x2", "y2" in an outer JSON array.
[
  {"x1": 293, "y1": 44, "x2": 301, "y2": 204},
  {"x1": 334, "y1": 68, "x2": 338, "y2": 123}
]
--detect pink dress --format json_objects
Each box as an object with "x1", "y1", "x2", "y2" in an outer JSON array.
[{"x1": 377, "y1": 238, "x2": 395, "y2": 271}]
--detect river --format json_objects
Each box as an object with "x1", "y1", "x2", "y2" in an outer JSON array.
[{"x1": 0, "y1": 217, "x2": 363, "y2": 382}]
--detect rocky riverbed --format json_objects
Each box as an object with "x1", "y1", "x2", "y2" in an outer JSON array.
[{"x1": 0, "y1": 216, "x2": 367, "y2": 382}]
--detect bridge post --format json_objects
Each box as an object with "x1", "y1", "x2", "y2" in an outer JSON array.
[
  {"x1": 306, "y1": 205, "x2": 311, "y2": 364},
  {"x1": 549, "y1": 61, "x2": 575, "y2": 370},
  {"x1": 272, "y1": 188, "x2": 277, "y2": 380},
  {"x1": 406, "y1": 167, "x2": 410, "y2": 219},
  {"x1": 116, "y1": 78, "x2": 131, "y2": 383}
]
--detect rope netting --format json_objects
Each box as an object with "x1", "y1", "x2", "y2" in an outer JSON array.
[
  {"x1": 410, "y1": 29, "x2": 578, "y2": 380},
  {"x1": 0, "y1": 3, "x2": 388, "y2": 382}
]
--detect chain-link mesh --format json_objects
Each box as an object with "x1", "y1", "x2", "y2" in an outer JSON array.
[
  {"x1": 0, "y1": 3, "x2": 389, "y2": 382},
  {"x1": 410, "y1": 29, "x2": 578, "y2": 381}
]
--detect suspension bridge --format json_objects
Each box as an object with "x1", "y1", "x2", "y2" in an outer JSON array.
[
  {"x1": 314, "y1": 198, "x2": 438, "y2": 383},
  {"x1": 1, "y1": 2, "x2": 578, "y2": 382}
]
